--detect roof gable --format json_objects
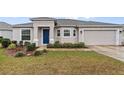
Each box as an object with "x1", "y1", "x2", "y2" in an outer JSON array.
[{"x1": 0, "y1": 22, "x2": 12, "y2": 30}]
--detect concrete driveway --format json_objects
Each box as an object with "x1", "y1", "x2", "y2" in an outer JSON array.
[{"x1": 90, "y1": 46, "x2": 124, "y2": 62}]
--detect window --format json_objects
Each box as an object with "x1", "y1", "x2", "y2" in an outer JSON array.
[
  {"x1": 64, "y1": 30, "x2": 70, "y2": 36},
  {"x1": 21, "y1": 29, "x2": 30, "y2": 40},
  {"x1": 57, "y1": 30, "x2": 60, "y2": 36},
  {"x1": 73, "y1": 30, "x2": 76, "y2": 36}
]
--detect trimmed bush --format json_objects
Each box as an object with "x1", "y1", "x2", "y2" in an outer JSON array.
[
  {"x1": 12, "y1": 40, "x2": 17, "y2": 46},
  {"x1": 26, "y1": 43, "x2": 36, "y2": 51},
  {"x1": 47, "y1": 44, "x2": 54, "y2": 48},
  {"x1": 54, "y1": 43, "x2": 62, "y2": 48},
  {"x1": 19, "y1": 41, "x2": 23, "y2": 46},
  {"x1": 2, "y1": 38, "x2": 11, "y2": 48},
  {"x1": 63, "y1": 43, "x2": 73, "y2": 48},
  {"x1": 24, "y1": 42, "x2": 30, "y2": 46},
  {"x1": 47, "y1": 41, "x2": 62, "y2": 48},
  {"x1": 55, "y1": 41, "x2": 60, "y2": 44},
  {"x1": 0, "y1": 36, "x2": 3, "y2": 43},
  {"x1": 33, "y1": 50, "x2": 43, "y2": 56},
  {"x1": 78, "y1": 42, "x2": 85, "y2": 48},
  {"x1": 15, "y1": 51, "x2": 25, "y2": 57},
  {"x1": 47, "y1": 42, "x2": 86, "y2": 48},
  {"x1": 8, "y1": 43, "x2": 16, "y2": 50}
]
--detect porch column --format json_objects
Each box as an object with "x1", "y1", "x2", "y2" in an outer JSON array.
[
  {"x1": 49, "y1": 26, "x2": 54, "y2": 44},
  {"x1": 33, "y1": 27, "x2": 39, "y2": 46},
  {"x1": 116, "y1": 29, "x2": 120, "y2": 45}
]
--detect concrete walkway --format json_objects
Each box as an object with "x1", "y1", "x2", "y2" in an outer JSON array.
[{"x1": 90, "y1": 46, "x2": 124, "y2": 62}]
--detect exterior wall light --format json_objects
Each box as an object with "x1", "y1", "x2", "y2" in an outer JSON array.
[
  {"x1": 120, "y1": 31, "x2": 122, "y2": 33},
  {"x1": 80, "y1": 31, "x2": 82, "y2": 34}
]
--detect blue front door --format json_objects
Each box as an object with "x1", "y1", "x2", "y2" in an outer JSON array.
[{"x1": 43, "y1": 29, "x2": 49, "y2": 44}]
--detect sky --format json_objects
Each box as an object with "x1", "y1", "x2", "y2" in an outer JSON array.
[{"x1": 0, "y1": 17, "x2": 124, "y2": 24}]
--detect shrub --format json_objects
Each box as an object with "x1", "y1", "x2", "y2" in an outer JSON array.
[
  {"x1": 12, "y1": 40, "x2": 17, "y2": 46},
  {"x1": 54, "y1": 43, "x2": 62, "y2": 48},
  {"x1": 43, "y1": 49, "x2": 48, "y2": 53},
  {"x1": 26, "y1": 43, "x2": 36, "y2": 51},
  {"x1": 24, "y1": 42, "x2": 30, "y2": 46},
  {"x1": 8, "y1": 43, "x2": 16, "y2": 49},
  {"x1": 47, "y1": 42, "x2": 86, "y2": 48},
  {"x1": 78, "y1": 42, "x2": 85, "y2": 48},
  {"x1": 55, "y1": 41, "x2": 60, "y2": 44},
  {"x1": 19, "y1": 41, "x2": 23, "y2": 46},
  {"x1": 2, "y1": 38, "x2": 11, "y2": 48},
  {"x1": 0, "y1": 36, "x2": 3, "y2": 43},
  {"x1": 47, "y1": 44, "x2": 54, "y2": 48},
  {"x1": 32, "y1": 43, "x2": 36, "y2": 48},
  {"x1": 0, "y1": 43, "x2": 2, "y2": 48},
  {"x1": 63, "y1": 43, "x2": 73, "y2": 48},
  {"x1": 33, "y1": 50, "x2": 43, "y2": 56},
  {"x1": 15, "y1": 51, "x2": 25, "y2": 57}
]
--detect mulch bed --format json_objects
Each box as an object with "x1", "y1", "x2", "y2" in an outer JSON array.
[
  {"x1": 6, "y1": 49, "x2": 17, "y2": 56},
  {"x1": 5, "y1": 46, "x2": 34, "y2": 56}
]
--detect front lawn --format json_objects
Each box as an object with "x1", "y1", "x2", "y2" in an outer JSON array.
[{"x1": 0, "y1": 49, "x2": 124, "y2": 75}]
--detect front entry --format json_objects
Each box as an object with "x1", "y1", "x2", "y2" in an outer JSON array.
[{"x1": 43, "y1": 29, "x2": 49, "y2": 44}]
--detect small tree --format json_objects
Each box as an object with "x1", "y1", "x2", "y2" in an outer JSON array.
[{"x1": 2, "y1": 38, "x2": 11, "y2": 48}]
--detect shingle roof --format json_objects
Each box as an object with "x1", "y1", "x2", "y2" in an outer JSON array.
[
  {"x1": 0, "y1": 22, "x2": 12, "y2": 30},
  {"x1": 13, "y1": 23, "x2": 33, "y2": 28},
  {"x1": 30, "y1": 17, "x2": 55, "y2": 21},
  {"x1": 56, "y1": 19, "x2": 118, "y2": 26},
  {"x1": 12, "y1": 17, "x2": 121, "y2": 28}
]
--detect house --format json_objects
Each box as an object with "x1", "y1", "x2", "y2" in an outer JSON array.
[
  {"x1": 0, "y1": 17, "x2": 124, "y2": 46},
  {"x1": 0, "y1": 22, "x2": 12, "y2": 39}
]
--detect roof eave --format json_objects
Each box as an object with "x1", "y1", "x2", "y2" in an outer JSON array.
[
  {"x1": 13, "y1": 26, "x2": 33, "y2": 28},
  {"x1": 78, "y1": 25, "x2": 122, "y2": 28},
  {"x1": 56, "y1": 25, "x2": 122, "y2": 28}
]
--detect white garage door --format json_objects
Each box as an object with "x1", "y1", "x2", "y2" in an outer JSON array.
[
  {"x1": 0, "y1": 30, "x2": 12, "y2": 40},
  {"x1": 84, "y1": 30, "x2": 116, "y2": 45}
]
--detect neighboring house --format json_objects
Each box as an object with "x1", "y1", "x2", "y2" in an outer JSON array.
[
  {"x1": 0, "y1": 22, "x2": 12, "y2": 40},
  {"x1": 0, "y1": 17, "x2": 124, "y2": 46}
]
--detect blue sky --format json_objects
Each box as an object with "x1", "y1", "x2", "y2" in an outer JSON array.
[{"x1": 0, "y1": 17, "x2": 124, "y2": 24}]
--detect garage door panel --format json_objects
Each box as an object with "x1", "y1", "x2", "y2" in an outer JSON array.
[{"x1": 84, "y1": 30, "x2": 116, "y2": 45}]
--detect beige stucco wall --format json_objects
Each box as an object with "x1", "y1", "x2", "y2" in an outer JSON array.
[
  {"x1": 12, "y1": 28, "x2": 33, "y2": 43},
  {"x1": 55, "y1": 27, "x2": 78, "y2": 43},
  {"x1": 0, "y1": 30, "x2": 12, "y2": 40},
  {"x1": 32, "y1": 21, "x2": 55, "y2": 46}
]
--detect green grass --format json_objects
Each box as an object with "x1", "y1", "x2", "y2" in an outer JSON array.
[{"x1": 0, "y1": 48, "x2": 124, "y2": 75}]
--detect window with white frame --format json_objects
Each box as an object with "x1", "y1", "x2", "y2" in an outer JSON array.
[
  {"x1": 21, "y1": 29, "x2": 30, "y2": 40},
  {"x1": 73, "y1": 30, "x2": 76, "y2": 36},
  {"x1": 57, "y1": 30, "x2": 60, "y2": 36},
  {"x1": 64, "y1": 30, "x2": 70, "y2": 36}
]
